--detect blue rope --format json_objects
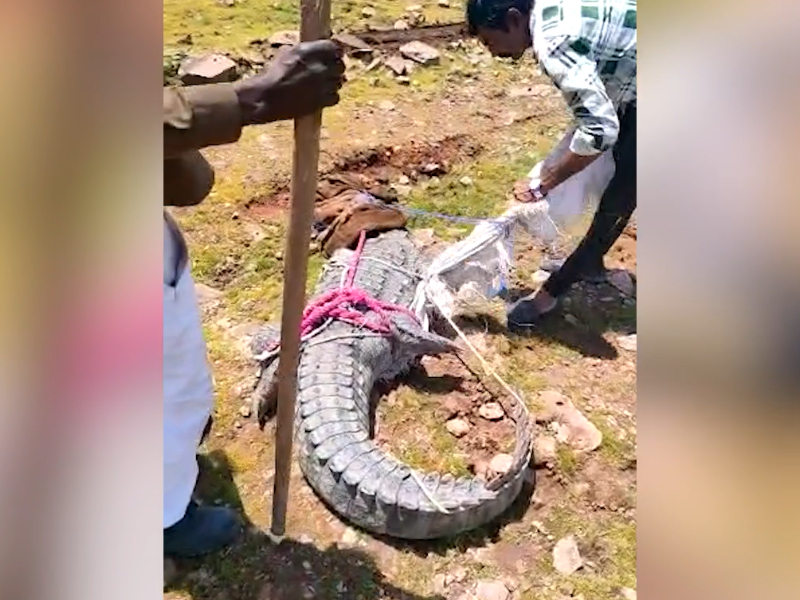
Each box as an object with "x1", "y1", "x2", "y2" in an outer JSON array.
[{"x1": 355, "y1": 191, "x2": 492, "y2": 226}]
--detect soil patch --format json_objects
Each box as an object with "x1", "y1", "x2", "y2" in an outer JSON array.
[
  {"x1": 245, "y1": 135, "x2": 482, "y2": 216},
  {"x1": 374, "y1": 352, "x2": 517, "y2": 479},
  {"x1": 349, "y1": 23, "x2": 467, "y2": 50}
]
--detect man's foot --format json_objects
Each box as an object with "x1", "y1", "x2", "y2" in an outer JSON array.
[
  {"x1": 539, "y1": 257, "x2": 608, "y2": 284},
  {"x1": 164, "y1": 501, "x2": 241, "y2": 558},
  {"x1": 507, "y1": 291, "x2": 558, "y2": 331}
]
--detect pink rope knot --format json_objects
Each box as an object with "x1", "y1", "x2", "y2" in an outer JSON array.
[{"x1": 268, "y1": 231, "x2": 418, "y2": 352}]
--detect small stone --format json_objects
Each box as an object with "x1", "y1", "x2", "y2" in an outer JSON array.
[
  {"x1": 533, "y1": 435, "x2": 557, "y2": 467},
  {"x1": 233, "y1": 421, "x2": 242, "y2": 429},
  {"x1": 302, "y1": 560, "x2": 311, "y2": 571},
  {"x1": 231, "y1": 211, "x2": 239, "y2": 220},
  {"x1": 618, "y1": 334, "x2": 637, "y2": 352},
  {"x1": 441, "y1": 397, "x2": 461, "y2": 418},
  {"x1": 393, "y1": 19, "x2": 410, "y2": 30},
  {"x1": 361, "y1": 7, "x2": 376, "y2": 18},
  {"x1": 336, "y1": 581, "x2": 346, "y2": 593},
  {"x1": 421, "y1": 162, "x2": 445, "y2": 175},
  {"x1": 479, "y1": 402, "x2": 505, "y2": 421},
  {"x1": 564, "y1": 314, "x2": 580, "y2": 326},
  {"x1": 385, "y1": 54, "x2": 410, "y2": 75},
  {"x1": 460, "y1": 176, "x2": 473, "y2": 186},
  {"x1": 218, "y1": 0, "x2": 235, "y2": 6},
  {"x1": 332, "y1": 33, "x2": 372, "y2": 55},
  {"x1": 475, "y1": 580, "x2": 510, "y2": 600},
  {"x1": 620, "y1": 588, "x2": 637, "y2": 600},
  {"x1": 268, "y1": 30, "x2": 300, "y2": 47},
  {"x1": 532, "y1": 269, "x2": 551, "y2": 285},
  {"x1": 179, "y1": 54, "x2": 238, "y2": 85},
  {"x1": 446, "y1": 418, "x2": 471, "y2": 437},
  {"x1": 298, "y1": 534, "x2": 313, "y2": 544},
  {"x1": 239, "y1": 404, "x2": 252, "y2": 418},
  {"x1": 489, "y1": 453, "x2": 514, "y2": 475},
  {"x1": 553, "y1": 535, "x2": 583, "y2": 575},
  {"x1": 397, "y1": 76, "x2": 411, "y2": 85},
  {"x1": 608, "y1": 270, "x2": 635, "y2": 296},
  {"x1": 432, "y1": 574, "x2": 447, "y2": 595},
  {"x1": 438, "y1": 0, "x2": 451, "y2": 6},
  {"x1": 446, "y1": 567, "x2": 468, "y2": 585},
  {"x1": 400, "y1": 41, "x2": 441, "y2": 66},
  {"x1": 379, "y1": 100, "x2": 396, "y2": 111},
  {"x1": 398, "y1": 175, "x2": 410, "y2": 185},
  {"x1": 340, "y1": 527, "x2": 360, "y2": 547}
]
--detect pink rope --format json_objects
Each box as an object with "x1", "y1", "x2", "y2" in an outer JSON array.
[{"x1": 267, "y1": 231, "x2": 418, "y2": 352}]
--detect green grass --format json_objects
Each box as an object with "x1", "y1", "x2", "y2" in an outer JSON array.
[
  {"x1": 164, "y1": 0, "x2": 466, "y2": 51},
  {"x1": 379, "y1": 387, "x2": 472, "y2": 477}
]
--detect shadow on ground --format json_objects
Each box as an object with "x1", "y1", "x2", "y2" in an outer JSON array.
[
  {"x1": 498, "y1": 270, "x2": 637, "y2": 359},
  {"x1": 369, "y1": 469, "x2": 537, "y2": 558},
  {"x1": 168, "y1": 451, "x2": 447, "y2": 600}
]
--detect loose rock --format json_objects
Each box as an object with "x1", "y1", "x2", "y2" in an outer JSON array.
[
  {"x1": 553, "y1": 535, "x2": 583, "y2": 575},
  {"x1": 268, "y1": 30, "x2": 299, "y2": 47},
  {"x1": 446, "y1": 418, "x2": 471, "y2": 438},
  {"x1": 179, "y1": 54, "x2": 238, "y2": 85},
  {"x1": 340, "y1": 527, "x2": 360, "y2": 547},
  {"x1": 239, "y1": 404, "x2": 252, "y2": 418},
  {"x1": 460, "y1": 176, "x2": 474, "y2": 186},
  {"x1": 479, "y1": 402, "x2": 505, "y2": 421},
  {"x1": 608, "y1": 269, "x2": 635, "y2": 296},
  {"x1": 394, "y1": 19, "x2": 411, "y2": 30},
  {"x1": 438, "y1": 0, "x2": 451, "y2": 6},
  {"x1": 620, "y1": 588, "x2": 637, "y2": 600},
  {"x1": 400, "y1": 41, "x2": 441, "y2": 66},
  {"x1": 332, "y1": 33, "x2": 372, "y2": 55},
  {"x1": 362, "y1": 7, "x2": 376, "y2": 17},
  {"x1": 532, "y1": 269, "x2": 551, "y2": 285},
  {"x1": 538, "y1": 391, "x2": 602, "y2": 452},
  {"x1": 489, "y1": 453, "x2": 514, "y2": 475},
  {"x1": 385, "y1": 54, "x2": 412, "y2": 75},
  {"x1": 475, "y1": 580, "x2": 510, "y2": 600},
  {"x1": 618, "y1": 334, "x2": 637, "y2": 352},
  {"x1": 397, "y1": 76, "x2": 411, "y2": 85},
  {"x1": 533, "y1": 435, "x2": 557, "y2": 467},
  {"x1": 379, "y1": 100, "x2": 396, "y2": 112}
]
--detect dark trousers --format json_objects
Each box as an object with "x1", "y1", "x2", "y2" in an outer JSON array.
[{"x1": 543, "y1": 105, "x2": 637, "y2": 298}]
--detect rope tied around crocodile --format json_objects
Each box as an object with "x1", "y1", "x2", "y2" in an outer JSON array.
[{"x1": 261, "y1": 230, "x2": 419, "y2": 358}]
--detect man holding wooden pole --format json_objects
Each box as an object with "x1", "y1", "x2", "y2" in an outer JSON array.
[{"x1": 163, "y1": 38, "x2": 344, "y2": 558}]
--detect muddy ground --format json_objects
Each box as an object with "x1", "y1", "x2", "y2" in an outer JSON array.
[{"x1": 165, "y1": 4, "x2": 636, "y2": 600}]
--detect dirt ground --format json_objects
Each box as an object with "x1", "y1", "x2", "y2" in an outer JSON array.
[{"x1": 165, "y1": 5, "x2": 636, "y2": 600}]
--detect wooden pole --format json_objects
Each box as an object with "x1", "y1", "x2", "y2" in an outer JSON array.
[{"x1": 270, "y1": 0, "x2": 332, "y2": 540}]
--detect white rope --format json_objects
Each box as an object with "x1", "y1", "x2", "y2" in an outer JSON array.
[
  {"x1": 426, "y1": 289, "x2": 529, "y2": 421},
  {"x1": 410, "y1": 470, "x2": 450, "y2": 514}
]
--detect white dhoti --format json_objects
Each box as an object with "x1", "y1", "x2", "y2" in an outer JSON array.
[{"x1": 163, "y1": 214, "x2": 214, "y2": 528}]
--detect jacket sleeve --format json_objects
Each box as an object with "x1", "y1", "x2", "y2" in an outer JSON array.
[{"x1": 164, "y1": 84, "x2": 243, "y2": 158}]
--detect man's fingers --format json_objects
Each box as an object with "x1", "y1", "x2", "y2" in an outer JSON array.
[{"x1": 298, "y1": 39, "x2": 344, "y2": 62}]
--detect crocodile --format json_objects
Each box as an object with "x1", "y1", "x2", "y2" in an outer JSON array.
[{"x1": 249, "y1": 229, "x2": 532, "y2": 540}]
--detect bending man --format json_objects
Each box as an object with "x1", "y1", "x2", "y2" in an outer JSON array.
[{"x1": 466, "y1": 0, "x2": 636, "y2": 327}]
